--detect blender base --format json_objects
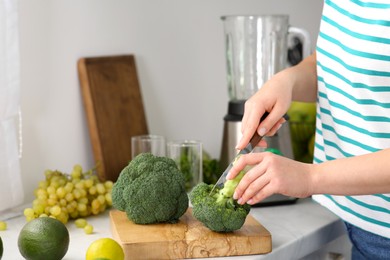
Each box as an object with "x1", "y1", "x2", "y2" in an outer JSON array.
[{"x1": 252, "y1": 195, "x2": 298, "y2": 207}]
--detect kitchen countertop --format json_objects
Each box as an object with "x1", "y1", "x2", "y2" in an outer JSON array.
[{"x1": 1, "y1": 198, "x2": 349, "y2": 260}]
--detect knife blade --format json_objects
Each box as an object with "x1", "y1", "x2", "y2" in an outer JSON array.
[{"x1": 209, "y1": 112, "x2": 269, "y2": 195}]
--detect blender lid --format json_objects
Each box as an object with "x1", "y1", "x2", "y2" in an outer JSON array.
[
  {"x1": 227, "y1": 100, "x2": 245, "y2": 116},
  {"x1": 224, "y1": 100, "x2": 246, "y2": 122}
]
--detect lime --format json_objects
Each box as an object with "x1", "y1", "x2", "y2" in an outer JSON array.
[
  {"x1": 86, "y1": 238, "x2": 125, "y2": 260},
  {"x1": 18, "y1": 217, "x2": 69, "y2": 260},
  {"x1": 1, "y1": 235, "x2": 3, "y2": 259}
]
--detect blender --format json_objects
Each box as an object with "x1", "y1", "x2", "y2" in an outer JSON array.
[{"x1": 219, "y1": 15, "x2": 310, "y2": 206}]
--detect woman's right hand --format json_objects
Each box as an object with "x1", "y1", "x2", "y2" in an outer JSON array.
[
  {"x1": 236, "y1": 69, "x2": 294, "y2": 150},
  {"x1": 236, "y1": 53, "x2": 318, "y2": 151}
]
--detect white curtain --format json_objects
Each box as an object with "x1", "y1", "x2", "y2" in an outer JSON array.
[{"x1": 0, "y1": 0, "x2": 23, "y2": 211}]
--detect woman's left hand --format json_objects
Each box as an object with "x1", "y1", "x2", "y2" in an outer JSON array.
[{"x1": 227, "y1": 152, "x2": 314, "y2": 205}]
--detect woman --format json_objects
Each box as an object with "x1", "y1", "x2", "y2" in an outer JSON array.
[{"x1": 227, "y1": 1, "x2": 390, "y2": 259}]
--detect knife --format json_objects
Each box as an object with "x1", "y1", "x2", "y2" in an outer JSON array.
[{"x1": 210, "y1": 112, "x2": 270, "y2": 194}]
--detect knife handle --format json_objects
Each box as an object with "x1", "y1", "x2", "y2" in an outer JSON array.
[
  {"x1": 259, "y1": 111, "x2": 270, "y2": 126},
  {"x1": 244, "y1": 112, "x2": 269, "y2": 153}
]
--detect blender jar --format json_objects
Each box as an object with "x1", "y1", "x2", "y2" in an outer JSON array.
[{"x1": 222, "y1": 15, "x2": 311, "y2": 101}]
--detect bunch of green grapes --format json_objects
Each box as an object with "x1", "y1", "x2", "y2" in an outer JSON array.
[{"x1": 23, "y1": 164, "x2": 113, "y2": 224}]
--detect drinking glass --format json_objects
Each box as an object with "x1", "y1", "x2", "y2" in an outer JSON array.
[
  {"x1": 131, "y1": 135, "x2": 166, "y2": 159},
  {"x1": 167, "y1": 140, "x2": 203, "y2": 192}
]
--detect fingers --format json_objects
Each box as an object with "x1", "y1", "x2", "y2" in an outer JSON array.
[
  {"x1": 237, "y1": 100, "x2": 287, "y2": 150},
  {"x1": 246, "y1": 185, "x2": 275, "y2": 205},
  {"x1": 236, "y1": 101, "x2": 264, "y2": 150},
  {"x1": 266, "y1": 117, "x2": 286, "y2": 136},
  {"x1": 256, "y1": 139, "x2": 268, "y2": 148},
  {"x1": 228, "y1": 153, "x2": 279, "y2": 205},
  {"x1": 257, "y1": 107, "x2": 286, "y2": 136},
  {"x1": 234, "y1": 163, "x2": 270, "y2": 204},
  {"x1": 226, "y1": 152, "x2": 264, "y2": 180}
]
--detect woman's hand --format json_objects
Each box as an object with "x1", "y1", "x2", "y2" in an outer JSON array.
[
  {"x1": 236, "y1": 53, "x2": 318, "y2": 151},
  {"x1": 227, "y1": 152, "x2": 314, "y2": 205},
  {"x1": 236, "y1": 70, "x2": 294, "y2": 150}
]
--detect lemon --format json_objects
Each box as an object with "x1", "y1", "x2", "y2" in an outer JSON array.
[
  {"x1": 86, "y1": 238, "x2": 125, "y2": 260},
  {"x1": 18, "y1": 217, "x2": 69, "y2": 260}
]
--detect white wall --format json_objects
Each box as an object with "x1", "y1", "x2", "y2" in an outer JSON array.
[{"x1": 18, "y1": 0, "x2": 323, "y2": 203}]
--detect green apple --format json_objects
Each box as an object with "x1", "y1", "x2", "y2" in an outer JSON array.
[
  {"x1": 288, "y1": 101, "x2": 316, "y2": 123},
  {"x1": 288, "y1": 101, "x2": 316, "y2": 142},
  {"x1": 299, "y1": 153, "x2": 314, "y2": 163},
  {"x1": 290, "y1": 136, "x2": 307, "y2": 159}
]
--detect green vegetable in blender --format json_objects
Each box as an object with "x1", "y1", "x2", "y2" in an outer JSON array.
[{"x1": 111, "y1": 153, "x2": 189, "y2": 224}]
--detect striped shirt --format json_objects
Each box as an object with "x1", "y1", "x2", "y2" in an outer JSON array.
[{"x1": 312, "y1": 0, "x2": 390, "y2": 238}]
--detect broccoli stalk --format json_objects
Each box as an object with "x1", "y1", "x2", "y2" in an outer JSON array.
[
  {"x1": 189, "y1": 169, "x2": 251, "y2": 232},
  {"x1": 214, "y1": 171, "x2": 245, "y2": 207}
]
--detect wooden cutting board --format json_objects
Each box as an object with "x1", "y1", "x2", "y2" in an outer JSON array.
[
  {"x1": 110, "y1": 208, "x2": 272, "y2": 259},
  {"x1": 78, "y1": 55, "x2": 148, "y2": 182}
]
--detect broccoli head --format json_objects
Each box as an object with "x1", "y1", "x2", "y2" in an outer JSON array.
[
  {"x1": 112, "y1": 153, "x2": 189, "y2": 224},
  {"x1": 189, "y1": 170, "x2": 251, "y2": 232}
]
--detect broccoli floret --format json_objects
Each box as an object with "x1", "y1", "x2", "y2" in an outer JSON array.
[
  {"x1": 112, "y1": 153, "x2": 189, "y2": 224},
  {"x1": 189, "y1": 171, "x2": 250, "y2": 232}
]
